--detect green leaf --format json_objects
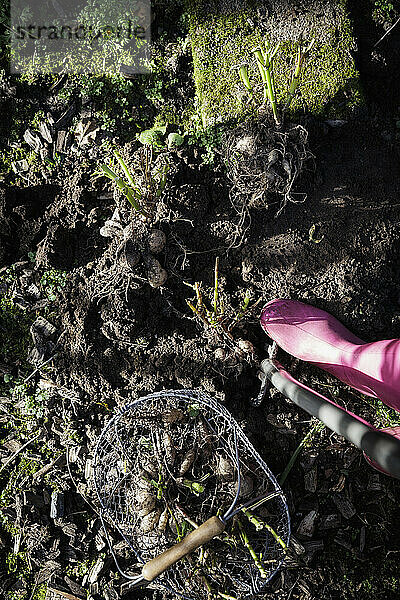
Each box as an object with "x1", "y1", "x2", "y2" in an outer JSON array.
[
  {"x1": 167, "y1": 132, "x2": 184, "y2": 149},
  {"x1": 138, "y1": 125, "x2": 167, "y2": 147},
  {"x1": 239, "y1": 65, "x2": 252, "y2": 91},
  {"x1": 192, "y1": 482, "x2": 205, "y2": 494},
  {"x1": 187, "y1": 404, "x2": 200, "y2": 418}
]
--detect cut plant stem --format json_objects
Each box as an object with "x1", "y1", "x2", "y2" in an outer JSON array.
[
  {"x1": 237, "y1": 519, "x2": 268, "y2": 578},
  {"x1": 242, "y1": 508, "x2": 287, "y2": 551},
  {"x1": 261, "y1": 40, "x2": 280, "y2": 98},
  {"x1": 184, "y1": 263, "x2": 240, "y2": 349},
  {"x1": 186, "y1": 300, "x2": 211, "y2": 328},
  {"x1": 99, "y1": 163, "x2": 151, "y2": 219},
  {"x1": 252, "y1": 42, "x2": 280, "y2": 124},
  {"x1": 214, "y1": 257, "x2": 219, "y2": 315},
  {"x1": 286, "y1": 38, "x2": 315, "y2": 109},
  {"x1": 114, "y1": 150, "x2": 136, "y2": 189},
  {"x1": 279, "y1": 420, "x2": 324, "y2": 486},
  {"x1": 252, "y1": 48, "x2": 268, "y2": 103},
  {"x1": 239, "y1": 64, "x2": 253, "y2": 96},
  {"x1": 242, "y1": 508, "x2": 265, "y2": 531}
]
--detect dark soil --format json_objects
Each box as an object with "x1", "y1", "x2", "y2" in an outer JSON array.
[{"x1": 2, "y1": 114, "x2": 400, "y2": 600}]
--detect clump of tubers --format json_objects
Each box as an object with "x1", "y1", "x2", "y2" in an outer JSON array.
[{"x1": 111, "y1": 222, "x2": 168, "y2": 288}]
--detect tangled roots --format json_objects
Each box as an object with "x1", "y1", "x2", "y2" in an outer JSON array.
[{"x1": 224, "y1": 121, "x2": 315, "y2": 214}]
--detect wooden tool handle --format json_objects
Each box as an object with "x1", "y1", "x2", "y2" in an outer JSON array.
[{"x1": 142, "y1": 516, "x2": 225, "y2": 582}]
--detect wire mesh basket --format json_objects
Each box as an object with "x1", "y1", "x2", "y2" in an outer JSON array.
[{"x1": 94, "y1": 389, "x2": 290, "y2": 599}]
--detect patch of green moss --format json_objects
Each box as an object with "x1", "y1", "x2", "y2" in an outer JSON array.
[
  {"x1": 2, "y1": 553, "x2": 46, "y2": 600},
  {"x1": 0, "y1": 147, "x2": 40, "y2": 184},
  {"x1": 32, "y1": 584, "x2": 47, "y2": 600},
  {"x1": 328, "y1": 548, "x2": 400, "y2": 599},
  {"x1": 5, "y1": 550, "x2": 30, "y2": 575},
  {"x1": 371, "y1": 0, "x2": 395, "y2": 24},
  {"x1": 189, "y1": 0, "x2": 363, "y2": 124},
  {"x1": 40, "y1": 268, "x2": 68, "y2": 301},
  {"x1": 0, "y1": 294, "x2": 33, "y2": 379},
  {"x1": 66, "y1": 556, "x2": 100, "y2": 578}
]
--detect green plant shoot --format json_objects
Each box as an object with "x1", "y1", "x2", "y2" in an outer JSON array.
[
  {"x1": 237, "y1": 519, "x2": 268, "y2": 579},
  {"x1": 252, "y1": 42, "x2": 280, "y2": 124},
  {"x1": 97, "y1": 151, "x2": 151, "y2": 219},
  {"x1": 286, "y1": 39, "x2": 315, "y2": 108},
  {"x1": 238, "y1": 65, "x2": 253, "y2": 94}
]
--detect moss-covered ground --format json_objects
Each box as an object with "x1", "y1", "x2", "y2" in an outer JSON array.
[{"x1": 189, "y1": 0, "x2": 363, "y2": 125}]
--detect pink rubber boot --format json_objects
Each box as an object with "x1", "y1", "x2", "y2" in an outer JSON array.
[{"x1": 260, "y1": 299, "x2": 400, "y2": 413}]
